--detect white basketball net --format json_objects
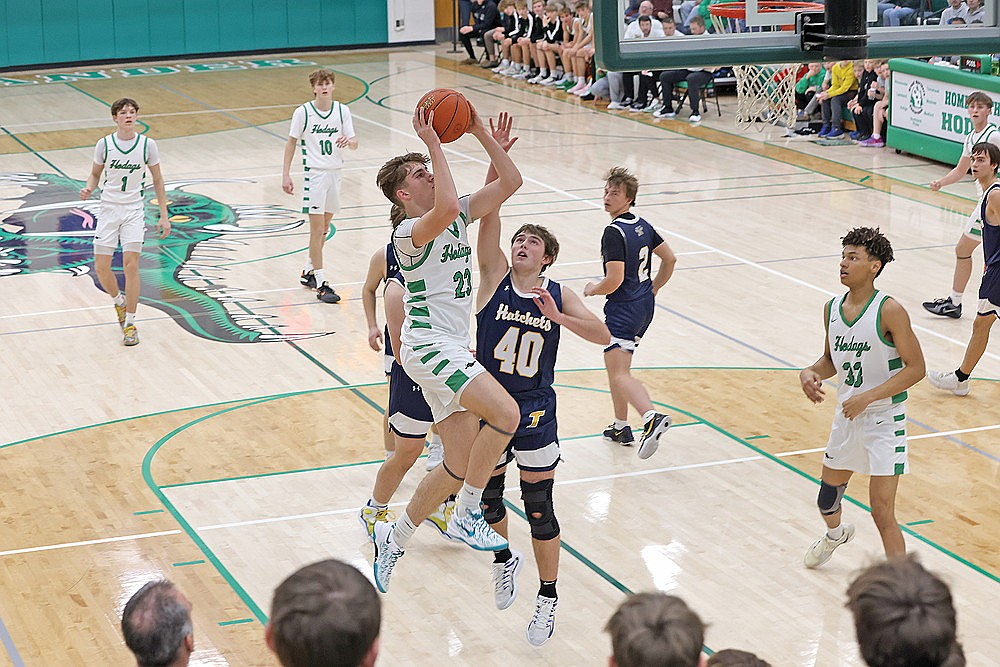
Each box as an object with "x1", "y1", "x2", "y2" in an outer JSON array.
[{"x1": 732, "y1": 64, "x2": 798, "y2": 132}]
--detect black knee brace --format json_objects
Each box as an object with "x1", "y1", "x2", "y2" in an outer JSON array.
[
  {"x1": 482, "y1": 473, "x2": 507, "y2": 524},
  {"x1": 521, "y1": 478, "x2": 559, "y2": 541},
  {"x1": 817, "y1": 481, "x2": 847, "y2": 516}
]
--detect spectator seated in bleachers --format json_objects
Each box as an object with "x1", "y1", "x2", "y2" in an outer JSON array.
[
  {"x1": 495, "y1": 1, "x2": 531, "y2": 76},
  {"x1": 816, "y1": 59, "x2": 858, "y2": 138},
  {"x1": 564, "y1": 0, "x2": 595, "y2": 95},
  {"x1": 652, "y1": 15, "x2": 715, "y2": 123},
  {"x1": 847, "y1": 58, "x2": 880, "y2": 142},
  {"x1": 860, "y1": 60, "x2": 891, "y2": 147},
  {"x1": 484, "y1": 0, "x2": 516, "y2": 69},
  {"x1": 512, "y1": 0, "x2": 546, "y2": 80},
  {"x1": 876, "y1": 0, "x2": 921, "y2": 26},
  {"x1": 530, "y1": 1, "x2": 566, "y2": 84},
  {"x1": 939, "y1": 0, "x2": 969, "y2": 24},
  {"x1": 795, "y1": 62, "x2": 826, "y2": 122},
  {"x1": 460, "y1": 0, "x2": 502, "y2": 65}
]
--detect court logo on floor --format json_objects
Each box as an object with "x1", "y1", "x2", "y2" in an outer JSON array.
[{"x1": 0, "y1": 173, "x2": 334, "y2": 343}]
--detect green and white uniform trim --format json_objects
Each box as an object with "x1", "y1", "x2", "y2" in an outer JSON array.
[
  {"x1": 94, "y1": 133, "x2": 158, "y2": 205},
  {"x1": 828, "y1": 290, "x2": 907, "y2": 411},
  {"x1": 392, "y1": 195, "x2": 475, "y2": 348},
  {"x1": 288, "y1": 101, "x2": 355, "y2": 171}
]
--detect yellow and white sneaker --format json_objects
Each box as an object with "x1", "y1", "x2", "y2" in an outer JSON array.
[
  {"x1": 114, "y1": 303, "x2": 126, "y2": 329},
  {"x1": 122, "y1": 325, "x2": 139, "y2": 347},
  {"x1": 422, "y1": 499, "x2": 456, "y2": 541},
  {"x1": 358, "y1": 504, "x2": 391, "y2": 543}
]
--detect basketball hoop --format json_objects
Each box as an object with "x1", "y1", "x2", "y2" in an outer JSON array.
[{"x1": 708, "y1": 1, "x2": 824, "y2": 132}]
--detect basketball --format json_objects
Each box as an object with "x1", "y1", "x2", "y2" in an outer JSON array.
[{"x1": 415, "y1": 88, "x2": 471, "y2": 143}]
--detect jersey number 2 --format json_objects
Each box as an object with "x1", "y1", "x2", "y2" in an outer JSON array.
[
  {"x1": 637, "y1": 246, "x2": 650, "y2": 281},
  {"x1": 494, "y1": 327, "x2": 544, "y2": 378},
  {"x1": 453, "y1": 269, "x2": 472, "y2": 299}
]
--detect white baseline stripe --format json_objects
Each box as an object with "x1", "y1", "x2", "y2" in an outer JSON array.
[
  {"x1": 0, "y1": 529, "x2": 181, "y2": 557},
  {"x1": 10, "y1": 422, "x2": 997, "y2": 554}
]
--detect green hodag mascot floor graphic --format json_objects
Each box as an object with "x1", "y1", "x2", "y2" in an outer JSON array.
[{"x1": 0, "y1": 173, "x2": 333, "y2": 343}]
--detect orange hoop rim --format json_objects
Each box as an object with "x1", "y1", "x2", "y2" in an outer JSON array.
[{"x1": 708, "y1": 1, "x2": 824, "y2": 18}]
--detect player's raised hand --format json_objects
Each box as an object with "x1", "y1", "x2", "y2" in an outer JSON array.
[
  {"x1": 489, "y1": 111, "x2": 518, "y2": 152},
  {"x1": 799, "y1": 368, "x2": 826, "y2": 404},
  {"x1": 413, "y1": 107, "x2": 440, "y2": 149},
  {"x1": 466, "y1": 102, "x2": 487, "y2": 138},
  {"x1": 531, "y1": 286, "x2": 562, "y2": 322}
]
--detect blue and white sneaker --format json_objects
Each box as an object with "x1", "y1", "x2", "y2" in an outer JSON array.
[
  {"x1": 492, "y1": 549, "x2": 523, "y2": 610},
  {"x1": 373, "y1": 521, "x2": 405, "y2": 593},
  {"x1": 446, "y1": 506, "x2": 509, "y2": 551}
]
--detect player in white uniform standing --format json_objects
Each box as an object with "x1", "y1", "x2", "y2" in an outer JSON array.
[
  {"x1": 370, "y1": 105, "x2": 523, "y2": 595},
  {"x1": 282, "y1": 69, "x2": 358, "y2": 304},
  {"x1": 80, "y1": 97, "x2": 170, "y2": 347},
  {"x1": 799, "y1": 227, "x2": 925, "y2": 568},
  {"x1": 924, "y1": 91, "x2": 1000, "y2": 318}
]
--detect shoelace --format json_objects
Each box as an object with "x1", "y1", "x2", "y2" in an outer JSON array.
[
  {"x1": 493, "y1": 558, "x2": 516, "y2": 591},
  {"x1": 531, "y1": 598, "x2": 557, "y2": 629}
]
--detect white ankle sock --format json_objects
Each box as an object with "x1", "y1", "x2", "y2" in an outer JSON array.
[
  {"x1": 367, "y1": 498, "x2": 387, "y2": 510},
  {"x1": 124, "y1": 312, "x2": 136, "y2": 327},
  {"x1": 457, "y1": 483, "x2": 484, "y2": 514},
  {"x1": 394, "y1": 512, "x2": 417, "y2": 548},
  {"x1": 314, "y1": 269, "x2": 326, "y2": 286},
  {"x1": 826, "y1": 525, "x2": 844, "y2": 540},
  {"x1": 950, "y1": 291, "x2": 963, "y2": 305},
  {"x1": 113, "y1": 293, "x2": 125, "y2": 307}
]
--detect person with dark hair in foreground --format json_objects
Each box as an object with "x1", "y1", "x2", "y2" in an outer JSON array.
[
  {"x1": 121, "y1": 580, "x2": 194, "y2": 667},
  {"x1": 267, "y1": 559, "x2": 381, "y2": 667},
  {"x1": 847, "y1": 556, "x2": 965, "y2": 667},
  {"x1": 606, "y1": 592, "x2": 706, "y2": 667}
]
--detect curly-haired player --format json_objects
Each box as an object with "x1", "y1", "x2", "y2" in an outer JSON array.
[{"x1": 798, "y1": 227, "x2": 925, "y2": 568}]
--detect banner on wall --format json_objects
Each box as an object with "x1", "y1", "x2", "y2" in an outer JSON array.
[{"x1": 891, "y1": 70, "x2": 1000, "y2": 142}]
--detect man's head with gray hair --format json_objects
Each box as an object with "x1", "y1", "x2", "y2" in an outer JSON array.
[
  {"x1": 122, "y1": 580, "x2": 194, "y2": 667},
  {"x1": 638, "y1": 0, "x2": 654, "y2": 15}
]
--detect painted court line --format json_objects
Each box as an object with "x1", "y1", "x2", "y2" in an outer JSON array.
[{"x1": 0, "y1": 529, "x2": 181, "y2": 557}]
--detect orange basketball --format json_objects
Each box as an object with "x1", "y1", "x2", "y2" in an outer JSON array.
[{"x1": 416, "y1": 88, "x2": 472, "y2": 143}]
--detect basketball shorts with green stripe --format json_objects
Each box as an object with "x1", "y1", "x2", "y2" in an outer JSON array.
[
  {"x1": 400, "y1": 340, "x2": 487, "y2": 423},
  {"x1": 301, "y1": 168, "x2": 341, "y2": 216},
  {"x1": 824, "y1": 404, "x2": 908, "y2": 476}
]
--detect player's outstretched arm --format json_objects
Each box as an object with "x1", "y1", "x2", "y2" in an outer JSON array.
[
  {"x1": 468, "y1": 105, "x2": 523, "y2": 221},
  {"x1": 410, "y1": 108, "x2": 461, "y2": 248},
  {"x1": 800, "y1": 302, "x2": 836, "y2": 404},
  {"x1": 841, "y1": 298, "x2": 925, "y2": 419},
  {"x1": 931, "y1": 155, "x2": 972, "y2": 191},
  {"x1": 477, "y1": 113, "x2": 518, "y2": 306},
  {"x1": 536, "y1": 286, "x2": 610, "y2": 345},
  {"x1": 650, "y1": 241, "x2": 677, "y2": 296},
  {"x1": 149, "y1": 163, "x2": 171, "y2": 239},
  {"x1": 362, "y1": 247, "x2": 386, "y2": 351}
]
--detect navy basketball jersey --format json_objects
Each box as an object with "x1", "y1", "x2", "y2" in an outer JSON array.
[
  {"x1": 476, "y1": 274, "x2": 561, "y2": 395},
  {"x1": 601, "y1": 213, "x2": 664, "y2": 302},
  {"x1": 383, "y1": 242, "x2": 402, "y2": 364},
  {"x1": 980, "y1": 182, "x2": 1000, "y2": 300}
]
